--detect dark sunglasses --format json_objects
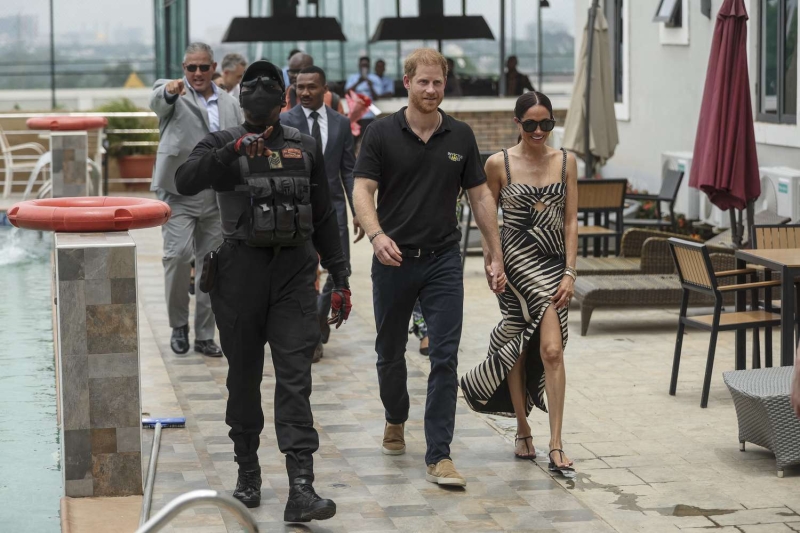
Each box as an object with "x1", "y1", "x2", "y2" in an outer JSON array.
[
  {"x1": 184, "y1": 64, "x2": 212, "y2": 73},
  {"x1": 241, "y1": 76, "x2": 282, "y2": 90},
  {"x1": 519, "y1": 118, "x2": 556, "y2": 132}
]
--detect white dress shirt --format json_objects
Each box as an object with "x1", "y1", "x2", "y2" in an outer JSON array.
[
  {"x1": 302, "y1": 104, "x2": 328, "y2": 154},
  {"x1": 163, "y1": 79, "x2": 220, "y2": 132}
]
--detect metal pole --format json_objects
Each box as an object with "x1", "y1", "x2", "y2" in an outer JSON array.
[
  {"x1": 462, "y1": 0, "x2": 467, "y2": 14},
  {"x1": 499, "y1": 0, "x2": 506, "y2": 96},
  {"x1": 511, "y1": 0, "x2": 516, "y2": 55},
  {"x1": 339, "y1": 0, "x2": 345, "y2": 80},
  {"x1": 396, "y1": 0, "x2": 402, "y2": 79},
  {"x1": 49, "y1": 0, "x2": 56, "y2": 109},
  {"x1": 139, "y1": 422, "x2": 163, "y2": 526},
  {"x1": 537, "y1": 0, "x2": 543, "y2": 91},
  {"x1": 364, "y1": 0, "x2": 370, "y2": 58},
  {"x1": 584, "y1": 0, "x2": 599, "y2": 179}
]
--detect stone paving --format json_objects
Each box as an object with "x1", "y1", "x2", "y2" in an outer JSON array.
[{"x1": 132, "y1": 221, "x2": 800, "y2": 533}]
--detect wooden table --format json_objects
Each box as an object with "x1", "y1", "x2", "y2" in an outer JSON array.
[{"x1": 734, "y1": 248, "x2": 800, "y2": 367}]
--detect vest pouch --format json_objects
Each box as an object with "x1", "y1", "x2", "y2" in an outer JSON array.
[
  {"x1": 296, "y1": 204, "x2": 313, "y2": 236},
  {"x1": 272, "y1": 176, "x2": 297, "y2": 240},
  {"x1": 244, "y1": 177, "x2": 276, "y2": 246}
]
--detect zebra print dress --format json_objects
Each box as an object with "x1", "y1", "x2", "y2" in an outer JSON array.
[{"x1": 460, "y1": 148, "x2": 569, "y2": 417}]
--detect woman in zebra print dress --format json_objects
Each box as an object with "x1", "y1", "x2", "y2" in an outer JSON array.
[{"x1": 460, "y1": 92, "x2": 578, "y2": 472}]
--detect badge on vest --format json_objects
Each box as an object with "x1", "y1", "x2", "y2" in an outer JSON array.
[
  {"x1": 268, "y1": 152, "x2": 283, "y2": 169},
  {"x1": 282, "y1": 148, "x2": 303, "y2": 159}
]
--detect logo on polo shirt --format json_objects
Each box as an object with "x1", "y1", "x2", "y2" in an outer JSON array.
[{"x1": 448, "y1": 152, "x2": 463, "y2": 162}]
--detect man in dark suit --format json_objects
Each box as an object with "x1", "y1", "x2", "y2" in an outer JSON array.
[{"x1": 281, "y1": 66, "x2": 362, "y2": 361}]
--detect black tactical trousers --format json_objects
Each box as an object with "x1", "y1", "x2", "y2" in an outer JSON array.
[{"x1": 210, "y1": 240, "x2": 320, "y2": 481}]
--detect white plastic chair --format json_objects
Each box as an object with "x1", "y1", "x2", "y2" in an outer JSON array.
[{"x1": 1, "y1": 126, "x2": 46, "y2": 198}]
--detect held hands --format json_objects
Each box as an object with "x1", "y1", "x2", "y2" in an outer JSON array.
[
  {"x1": 373, "y1": 234, "x2": 403, "y2": 266},
  {"x1": 551, "y1": 275, "x2": 575, "y2": 310},
  {"x1": 232, "y1": 126, "x2": 274, "y2": 158},
  {"x1": 166, "y1": 79, "x2": 186, "y2": 96},
  {"x1": 352, "y1": 216, "x2": 366, "y2": 243},
  {"x1": 484, "y1": 255, "x2": 507, "y2": 294}
]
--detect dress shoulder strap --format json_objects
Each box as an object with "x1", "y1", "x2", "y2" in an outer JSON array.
[
  {"x1": 560, "y1": 148, "x2": 567, "y2": 185},
  {"x1": 501, "y1": 149, "x2": 512, "y2": 186}
]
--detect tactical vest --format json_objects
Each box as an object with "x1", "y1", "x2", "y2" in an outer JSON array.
[{"x1": 217, "y1": 125, "x2": 314, "y2": 247}]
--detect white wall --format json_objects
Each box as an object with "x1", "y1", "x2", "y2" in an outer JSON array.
[{"x1": 574, "y1": 0, "x2": 800, "y2": 194}]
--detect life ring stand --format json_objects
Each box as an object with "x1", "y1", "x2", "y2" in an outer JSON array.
[{"x1": 7, "y1": 197, "x2": 171, "y2": 232}]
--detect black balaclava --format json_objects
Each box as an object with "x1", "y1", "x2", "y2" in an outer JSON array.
[{"x1": 239, "y1": 60, "x2": 286, "y2": 123}]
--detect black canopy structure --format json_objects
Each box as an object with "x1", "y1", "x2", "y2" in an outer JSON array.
[
  {"x1": 369, "y1": 0, "x2": 493, "y2": 43},
  {"x1": 222, "y1": 0, "x2": 346, "y2": 42}
]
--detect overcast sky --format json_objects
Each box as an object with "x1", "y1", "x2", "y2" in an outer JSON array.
[{"x1": 7, "y1": 0, "x2": 574, "y2": 44}]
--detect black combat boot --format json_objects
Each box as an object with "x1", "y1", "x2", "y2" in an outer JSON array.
[
  {"x1": 232, "y1": 467, "x2": 261, "y2": 508},
  {"x1": 283, "y1": 476, "x2": 336, "y2": 523}
]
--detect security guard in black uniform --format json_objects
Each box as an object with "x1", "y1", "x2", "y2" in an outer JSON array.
[{"x1": 175, "y1": 60, "x2": 351, "y2": 523}]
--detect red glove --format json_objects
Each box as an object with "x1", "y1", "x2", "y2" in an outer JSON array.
[{"x1": 327, "y1": 288, "x2": 352, "y2": 328}]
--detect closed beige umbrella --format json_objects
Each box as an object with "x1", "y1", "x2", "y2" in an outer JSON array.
[{"x1": 562, "y1": 4, "x2": 619, "y2": 175}]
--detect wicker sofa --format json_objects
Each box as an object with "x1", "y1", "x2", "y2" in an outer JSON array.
[
  {"x1": 574, "y1": 253, "x2": 736, "y2": 336},
  {"x1": 576, "y1": 229, "x2": 733, "y2": 277}
]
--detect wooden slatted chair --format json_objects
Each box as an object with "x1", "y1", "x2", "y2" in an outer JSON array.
[
  {"x1": 667, "y1": 238, "x2": 782, "y2": 408},
  {"x1": 577, "y1": 178, "x2": 627, "y2": 257},
  {"x1": 750, "y1": 224, "x2": 800, "y2": 366}
]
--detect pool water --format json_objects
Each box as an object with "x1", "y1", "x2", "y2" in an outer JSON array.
[{"x1": 0, "y1": 227, "x2": 62, "y2": 531}]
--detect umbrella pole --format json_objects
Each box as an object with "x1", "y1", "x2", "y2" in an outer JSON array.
[{"x1": 584, "y1": 0, "x2": 600, "y2": 179}]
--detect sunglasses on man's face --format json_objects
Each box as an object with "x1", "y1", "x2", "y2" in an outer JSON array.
[
  {"x1": 519, "y1": 118, "x2": 556, "y2": 133},
  {"x1": 184, "y1": 64, "x2": 212, "y2": 73}
]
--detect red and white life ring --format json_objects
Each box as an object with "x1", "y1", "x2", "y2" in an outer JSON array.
[{"x1": 7, "y1": 197, "x2": 171, "y2": 232}]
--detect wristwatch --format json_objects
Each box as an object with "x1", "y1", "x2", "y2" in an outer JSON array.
[{"x1": 564, "y1": 266, "x2": 577, "y2": 281}]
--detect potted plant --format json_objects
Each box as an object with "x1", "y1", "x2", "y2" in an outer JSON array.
[{"x1": 97, "y1": 98, "x2": 159, "y2": 190}]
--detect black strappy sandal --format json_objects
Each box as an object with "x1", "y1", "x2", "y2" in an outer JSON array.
[
  {"x1": 548, "y1": 449, "x2": 576, "y2": 478},
  {"x1": 514, "y1": 435, "x2": 536, "y2": 459}
]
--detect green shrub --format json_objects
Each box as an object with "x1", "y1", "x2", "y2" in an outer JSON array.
[{"x1": 96, "y1": 98, "x2": 159, "y2": 157}]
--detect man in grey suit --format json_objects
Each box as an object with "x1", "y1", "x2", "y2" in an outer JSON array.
[
  {"x1": 281, "y1": 66, "x2": 362, "y2": 361},
  {"x1": 150, "y1": 42, "x2": 244, "y2": 356}
]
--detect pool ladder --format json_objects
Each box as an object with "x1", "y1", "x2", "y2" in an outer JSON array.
[{"x1": 135, "y1": 489, "x2": 259, "y2": 533}]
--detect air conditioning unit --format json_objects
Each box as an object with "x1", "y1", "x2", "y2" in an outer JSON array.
[
  {"x1": 758, "y1": 167, "x2": 800, "y2": 221},
  {"x1": 661, "y1": 151, "x2": 700, "y2": 220},
  {"x1": 698, "y1": 194, "x2": 731, "y2": 229}
]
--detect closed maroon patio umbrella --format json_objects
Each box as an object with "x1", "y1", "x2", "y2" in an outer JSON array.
[{"x1": 690, "y1": 0, "x2": 760, "y2": 218}]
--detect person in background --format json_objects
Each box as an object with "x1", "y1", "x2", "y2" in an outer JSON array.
[
  {"x1": 149, "y1": 42, "x2": 243, "y2": 357},
  {"x1": 283, "y1": 53, "x2": 344, "y2": 114},
  {"x1": 212, "y1": 71, "x2": 223, "y2": 87},
  {"x1": 220, "y1": 53, "x2": 248, "y2": 99},
  {"x1": 345, "y1": 56, "x2": 383, "y2": 132},
  {"x1": 281, "y1": 65, "x2": 361, "y2": 363},
  {"x1": 445, "y1": 58, "x2": 463, "y2": 97},
  {"x1": 282, "y1": 48, "x2": 303, "y2": 88},
  {"x1": 374, "y1": 59, "x2": 395, "y2": 97},
  {"x1": 504, "y1": 55, "x2": 535, "y2": 97}
]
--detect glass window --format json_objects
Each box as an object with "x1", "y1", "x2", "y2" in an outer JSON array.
[
  {"x1": 759, "y1": 0, "x2": 797, "y2": 123},
  {"x1": 605, "y1": 0, "x2": 624, "y2": 104},
  {"x1": 653, "y1": 0, "x2": 681, "y2": 27},
  {"x1": 783, "y1": 0, "x2": 797, "y2": 115}
]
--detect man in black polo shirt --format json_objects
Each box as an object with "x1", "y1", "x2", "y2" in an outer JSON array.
[{"x1": 353, "y1": 48, "x2": 505, "y2": 487}]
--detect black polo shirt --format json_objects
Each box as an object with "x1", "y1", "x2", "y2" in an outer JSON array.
[{"x1": 354, "y1": 107, "x2": 486, "y2": 249}]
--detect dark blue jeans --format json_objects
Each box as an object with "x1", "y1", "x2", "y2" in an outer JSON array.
[{"x1": 371, "y1": 245, "x2": 463, "y2": 465}]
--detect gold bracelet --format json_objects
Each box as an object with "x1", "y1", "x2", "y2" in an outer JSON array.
[{"x1": 564, "y1": 267, "x2": 577, "y2": 281}]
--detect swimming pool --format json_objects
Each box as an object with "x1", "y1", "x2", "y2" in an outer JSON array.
[{"x1": 0, "y1": 227, "x2": 62, "y2": 531}]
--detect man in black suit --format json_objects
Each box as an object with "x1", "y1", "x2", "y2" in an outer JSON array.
[{"x1": 281, "y1": 66, "x2": 362, "y2": 361}]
